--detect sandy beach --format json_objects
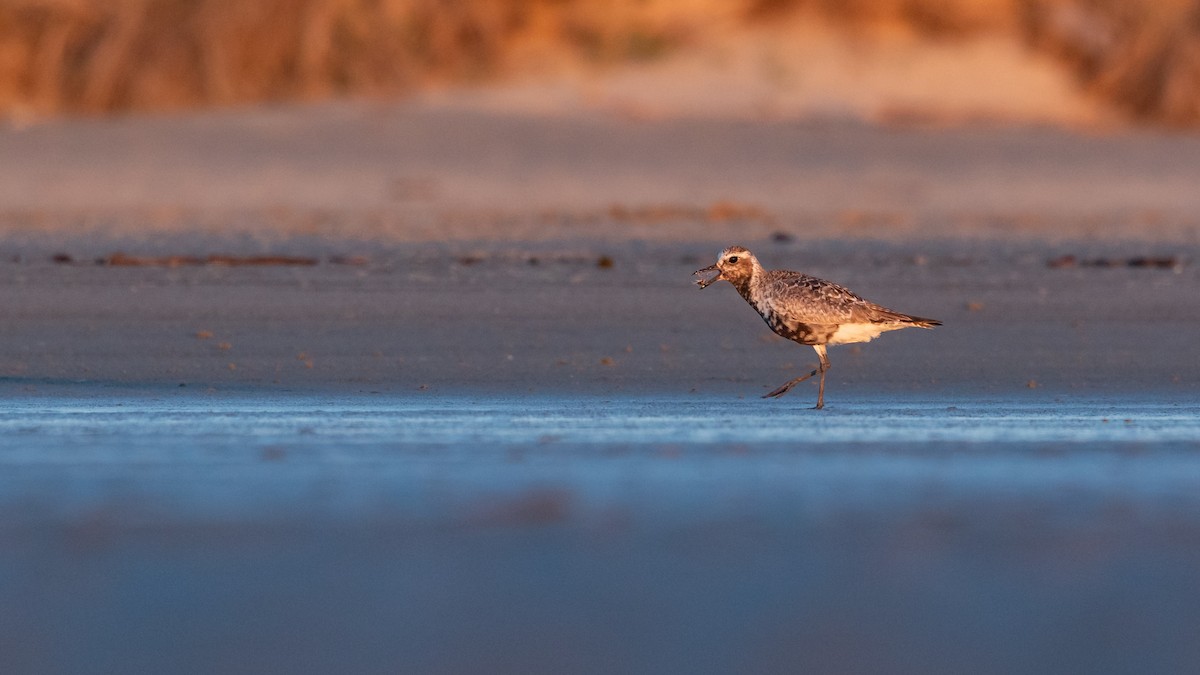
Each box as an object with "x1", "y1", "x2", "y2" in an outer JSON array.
[
  {"x1": 6, "y1": 101, "x2": 1200, "y2": 243},
  {"x1": 2, "y1": 102, "x2": 1200, "y2": 673}
]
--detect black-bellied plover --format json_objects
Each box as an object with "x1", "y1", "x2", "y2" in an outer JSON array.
[{"x1": 694, "y1": 245, "x2": 940, "y2": 409}]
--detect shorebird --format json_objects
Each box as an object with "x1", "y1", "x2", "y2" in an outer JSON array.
[{"x1": 694, "y1": 246, "x2": 940, "y2": 409}]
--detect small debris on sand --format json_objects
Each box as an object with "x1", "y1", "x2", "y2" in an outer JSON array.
[
  {"x1": 1048, "y1": 254, "x2": 1182, "y2": 269},
  {"x1": 208, "y1": 255, "x2": 318, "y2": 267},
  {"x1": 463, "y1": 488, "x2": 572, "y2": 527},
  {"x1": 1127, "y1": 256, "x2": 1182, "y2": 269},
  {"x1": 102, "y1": 253, "x2": 319, "y2": 267},
  {"x1": 106, "y1": 253, "x2": 204, "y2": 267},
  {"x1": 328, "y1": 255, "x2": 369, "y2": 266}
]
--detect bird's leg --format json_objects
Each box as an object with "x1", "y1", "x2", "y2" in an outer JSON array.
[
  {"x1": 763, "y1": 345, "x2": 831, "y2": 408},
  {"x1": 813, "y1": 345, "x2": 830, "y2": 410},
  {"x1": 763, "y1": 343, "x2": 830, "y2": 401}
]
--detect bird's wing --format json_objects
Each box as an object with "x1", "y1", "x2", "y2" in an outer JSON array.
[{"x1": 761, "y1": 271, "x2": 900, "y2": 324}]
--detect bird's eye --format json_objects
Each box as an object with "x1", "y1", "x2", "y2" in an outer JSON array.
[{"x1": 728, "y1": 256, "x2": 739, "y2": 263}]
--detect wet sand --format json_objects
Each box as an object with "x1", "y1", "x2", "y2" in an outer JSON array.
[
  {"x1": 2, "y1": 103, "x2": 1200, "y2": 673},
  {"x1": 1, "y1": 237, "x2": 1197, "y2": 394},
  {"x1": 1, "y1": 235, "x2": 1198, "y2": 674},
  {"x1": 3, "y1": 393, "x2": 1200, "y2": 673}
]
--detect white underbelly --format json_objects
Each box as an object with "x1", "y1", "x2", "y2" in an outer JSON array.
[{"x1": 827, "y1": 323, "x2": 891, "y2": 345}]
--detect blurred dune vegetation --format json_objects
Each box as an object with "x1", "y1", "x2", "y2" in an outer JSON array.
[{"x1": 1, "y1": 0, "x2": 1200, "y2": 125}]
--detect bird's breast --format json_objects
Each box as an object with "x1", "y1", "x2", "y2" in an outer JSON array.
[{"x1": 759, "y1": 309, "x2": 836, "y2": 346}]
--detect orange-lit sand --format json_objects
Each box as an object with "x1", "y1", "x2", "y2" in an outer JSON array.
[{"x1": 3, "y1": 100, "x2": 1200, "y2": 244}]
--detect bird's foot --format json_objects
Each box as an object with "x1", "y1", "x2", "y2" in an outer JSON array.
[
  {"x1": 762, "y1": 384, "x2": 793, "y2": 399},
  {"x1": 762, "y1": 369, "x2": 818, "y2": 399}
]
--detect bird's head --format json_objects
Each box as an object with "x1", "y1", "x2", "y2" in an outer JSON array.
[{"x1": 694, "y1": 246, "x2": 756, "y2": 289}]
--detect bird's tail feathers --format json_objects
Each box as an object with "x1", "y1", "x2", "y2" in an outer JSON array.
[
  {"x1": 903, "y1": 314, "x2": 941, "y2": 328},
  {"x1": 873, "y1": 309, "x2": 941, "y2": 328}
]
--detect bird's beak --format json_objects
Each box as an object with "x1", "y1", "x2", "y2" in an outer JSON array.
[{"x1": 693, "y1": 264, "x2": 722, "y2": 289}]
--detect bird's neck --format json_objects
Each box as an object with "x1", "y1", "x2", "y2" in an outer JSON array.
[{"x1": 732, "y1": 263, "x2": 763, "y2": 306}]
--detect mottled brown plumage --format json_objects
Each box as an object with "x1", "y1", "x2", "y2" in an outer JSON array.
[{"x1": 694, "y1": 245, "x2": 940, "y2": 409}]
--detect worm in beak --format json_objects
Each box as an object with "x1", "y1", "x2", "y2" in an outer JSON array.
[{"x1": 693, "y1": 264, "x2": 722, "y2": 289}]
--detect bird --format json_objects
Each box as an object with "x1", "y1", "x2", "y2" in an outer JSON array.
[{"x1": 693, "y1": 245, "x2": 940, "y2": 409}]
